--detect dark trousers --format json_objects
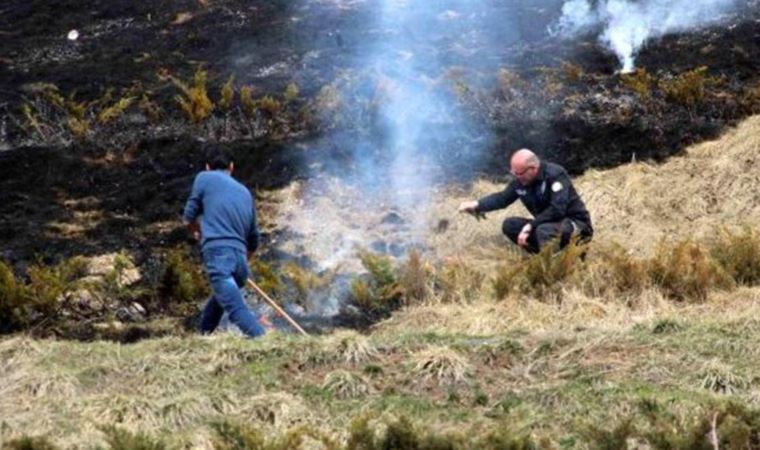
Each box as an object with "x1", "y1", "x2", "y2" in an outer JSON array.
[{"x1": 502, "y1": 217, "x2": 592, "y2": 254}]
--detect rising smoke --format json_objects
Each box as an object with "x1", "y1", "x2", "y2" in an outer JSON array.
[
  {"x1": 553, "y1": 0, "x2": 741, "y2": 72},
  {"x1": 285, "y1": 1, "x2": 494, "y2": 268},
  {"x1": 271, "y1": 0, "x2": 505, "y2": 314}
]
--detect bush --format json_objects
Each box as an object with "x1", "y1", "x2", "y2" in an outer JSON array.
[
  {"x1": 212, "y1": 421, "x2": 338, "y2": 450},
  {"x1": 283, "y1": 83, "x2": 300, "y2": 103},
  {"x1": 156, "y1": 247, "x2": 209, "y2": 309},
  {"x1": 0, "y1": 257, "x2": 87, "y2": 333},
  {"x1": 3, "y1": 436, "x2": 59, "y2": 450},
  {"x1": 620, "y1": 68, "x2": 655, "y2": 100},
  {"x1": 349, "y1": 251, "x2": 403, "y2": 314},
  {"x1": 648, "y1": 239, "x2": 734, "y2": 301},
  {"x1": 0, "y1": 260, "x2": 28, "y2": 332},
  {"x1": 580, "y1": 243, "x2": 649, "y2": 297},
  {"x1": 660, "y1": 66, "x2": 718, "y2": 107},
  {"x1": 561, "y1": 61, "x2": 585, "y2": 83},
  {"x1": 281, "y1": 262, "x2": 333, "y2": 305},
  {"x1": 435, "y1": 260, "x2": 484, "y2": 304},
  {"x1": 100, "y1": 425, "x2": 166, "y2": 450},
  {"x1": 493, "y1": 239, "x2": 585, "y2": 300},
  {"x1": 249, "y1": 259, "x2": 285, "y2": 297},
  {"x1": 347, "y1": 416, "x2": 468, "y2": 450},
  {"x1": 257, "y1": 95, "x2": 282, "y2": 116},
  {"x1": 219, "y1": 75, "x2": 235, "y2": 112},
  {"x1": 240, "y1": 86, "x2": 256, "y2": 118},
  {"x1": 173, "y1": 68, "x2": 214, "y2": 123},
  {"x1": 580, "y1": 419, "x2": 635, "y2": 450},
  {"x1": 322, "y1": 370, "x2": 371, "y2": 398},
  {"x1": 398, "y1": 250, "x2": 433, "y2": 305},
  {"x1": 98, "y1": 96, "x2": 135, "y2": 124},
  {"x1": 708, "y1": 226, "x2": 760, "y2": 286},
  {"x1": 211, "y1": 420, "x2": 266, "y2": 450},
  {"x1": 411, "y1": 346, "x2": 471, "y2": 386}
]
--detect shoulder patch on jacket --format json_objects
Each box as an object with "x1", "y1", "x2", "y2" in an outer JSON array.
[{"x1": 551, "y1": 181, "x2": 563, "y2": 192}]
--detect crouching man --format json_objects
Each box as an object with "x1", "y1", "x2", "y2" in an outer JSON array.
[
  {"x1": 183, "y1": 145, "x2": 268, "y2": 337},
  {"x1": 458, "y1": 149, "x2": 593, "y2": 254}
]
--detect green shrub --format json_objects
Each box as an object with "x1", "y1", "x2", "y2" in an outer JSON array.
[
  {"x1": 211, "y1": 420, "x2": 266, "y2": 450},
  {"x1": 0, "y1": 260, "x2": 28, "y2": 332},
  {"x1": 479, "y1": 428, "x2": 538, "y2": 450},
  {"x1": 219, "y1": 75, "x2": 236, "y2": 112},
  {"x1": 268, "y1": 426, "x2": 338, "y2": 450},
  {"x1": 708, "y1": 226, "x2": 760, "y2": 286},
  {"x1": 561, "y1": 61, "x2": 585, "y2": 83},
  {"x1": 660, "y1": 66, "x2": 718, "y2": 107},
  {"x1": 493, "y1": 240, "x2": 585, "y2": 300},
  {"x1": 240, "y1": 86, "x2": 256, "y2": 118},
  {"x1": 436, "y1": 260, "x2": 484, "y2": 304},
  {"x1": 580, "y1": 419, "x2": 635, "y2": 450},
  {"x1": 157, "y1": 247, "x2": 209, "y2": 308},
  {"x1": 0, "y1": 257, "x2": 86, "y2": 332},
  {"x1": 581, "y1": 243, "x2": 649, "y2": 297},
  {"x1": 398, "y1": 250, "x2": 432, "y2": 304},
  {"x1": 620, "y1": 68, "x2": 655, "y2": 99},
  {"x1": 100, "y1": 425, "x2": 166, "y2": 450},
  {"x1": 648, "y1": 239, "x2": 734, "y2": 301},
  {"x1": 98, "y1": 251, "x2": 143, "y2": 302},
  {"x1": 173, "y1": 68, "x2": 214, "y2": 123},
  {"x1": 349, "y1": 251, "x2": 403, "y2": 314},
  {"x1": 3, "y1": 436, "x2": 59, "y2": 450},
  {"x1": 281, "y1": 262, "x2": 333, "y2": 305},
  {"x1": 98, "y1": 96, "x2": 135, "y2": 124},
  {"x1": 283, "y1": 83, "x2": 300, "y2": 103},
  {"x1": 249, "y1": 259, "x2": 284, "y2": 297}
]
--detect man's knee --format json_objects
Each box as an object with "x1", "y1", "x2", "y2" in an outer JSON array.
[
  {"x1": 534, "y1": 223, "x2": 559, "y2": 246},
  {"x1": 502, "y1": 217, "x2": 529, "y2": 241}
]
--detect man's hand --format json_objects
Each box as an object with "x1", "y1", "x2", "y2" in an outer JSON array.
[
  {"x1": 185, "y1": 220, "x2": 201, "y2": 241},
  {"x1": 458, "y1": 200, "x2": 479, "y2": 215},
  {"x1": 517, "y1": 223, "x2": 532, "y2": 248}
]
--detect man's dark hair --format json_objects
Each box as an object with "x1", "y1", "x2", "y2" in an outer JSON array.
[{"x1": 204, "y1": 145, "x2": 232, "y2": 170}]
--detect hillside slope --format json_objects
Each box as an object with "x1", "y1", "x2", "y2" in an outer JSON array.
[{"x1": 4, "y1": 116, "x2": 760, "y2": 449}]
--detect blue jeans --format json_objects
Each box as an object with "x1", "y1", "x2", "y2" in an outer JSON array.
[{"x1": 199, "y1": 246, "x2": 265, "y2": 338}]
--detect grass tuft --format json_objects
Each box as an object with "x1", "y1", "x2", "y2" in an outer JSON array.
[
  {"x1": 411, "y1": 346, "x2": 471, "y2": 386},
  {"x1": 699, "y1": 359, "x2": 747, "y2": 395},
  {"x1": 322, "y1": 370, "x2": 371, "y2": 399}
]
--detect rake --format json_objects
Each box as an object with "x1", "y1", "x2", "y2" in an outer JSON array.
[{"x1": 246, "y1": 278, "x2": 308, "y2": 336}]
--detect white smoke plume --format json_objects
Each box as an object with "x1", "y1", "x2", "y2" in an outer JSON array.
[{"x1": 554, "y1": 0, "x2": 740, "y2": 72}]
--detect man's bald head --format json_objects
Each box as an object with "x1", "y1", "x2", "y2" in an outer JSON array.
[{"x1": 510, "y1": 149, "x2": 540, "y2": 184}]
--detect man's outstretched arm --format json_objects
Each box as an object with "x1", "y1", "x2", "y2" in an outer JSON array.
[{"x1": 475, "y1": 182, "x2": 519, "y2": 213}]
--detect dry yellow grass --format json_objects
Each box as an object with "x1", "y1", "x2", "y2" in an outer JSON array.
[
  {"x1": 431, "y1": 115, "x2": 760, "y2": 260},
  {"x1": 580, "y1": 115, "x2": 760, "y2": 254},
  {"x1": 374, "y1": 115, "x2": 760, "y2": 336}
]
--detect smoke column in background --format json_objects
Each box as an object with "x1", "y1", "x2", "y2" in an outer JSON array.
[
  {"x1": 288, "y1": 0, "x2": 491, "y2": 271},
  {"x1": 370, "y1": 1, "x2": 472, "y2": 221},
  {"x1": 554, "y1": 0, "x2": 740, "y2": 72}
]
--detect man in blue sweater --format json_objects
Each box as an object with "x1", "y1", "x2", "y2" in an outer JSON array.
[{"x1": 183, "y1": 146, "x2": 267, "y2": 337}]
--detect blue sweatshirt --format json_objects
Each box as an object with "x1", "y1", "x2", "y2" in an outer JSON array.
[{"x1": 183, "y1": 170, "x2": 259, "y2": 253}]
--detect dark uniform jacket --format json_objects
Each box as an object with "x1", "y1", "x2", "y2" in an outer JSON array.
[{"x1": 476, "y1": 162, "x2": 593, "y2": 232}]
